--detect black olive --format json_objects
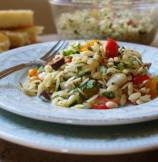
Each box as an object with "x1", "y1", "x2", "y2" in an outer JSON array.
[
  {"x1": 39, "y1": 91, "x2": 51, "y2": 102},
  {"x1": 48, "y1": 55, "x2": 65, "y2": 70}
]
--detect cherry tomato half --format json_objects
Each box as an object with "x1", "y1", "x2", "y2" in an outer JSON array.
[
  {"x1": 91, "y1": 103, "x2": 109, "y2": 109},
  {"x1": 133, "y1": 75, "x2": 150, "y2": 85},
  {"x1": 105, "y1": 38, "x2": 118, "y2": 58},
  {"x1": 90, "y1": 96, "x2": 118, "y2": 110}
]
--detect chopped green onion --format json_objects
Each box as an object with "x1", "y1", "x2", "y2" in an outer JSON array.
[{"x1": 63, "y1": 49, "x2": 76, "y2": 56}]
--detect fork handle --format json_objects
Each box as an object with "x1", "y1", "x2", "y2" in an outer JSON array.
[
  {"x1": 0, "y1": 63, "x2": 31, "y2": 79},
  {"x1": 0, "y1": 59, "x2": 46, "y2": 79}
]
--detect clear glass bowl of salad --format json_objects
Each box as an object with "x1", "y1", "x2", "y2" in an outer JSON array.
[{"x1": 49, "y1": 0, "x2": 158, "y2": 44}]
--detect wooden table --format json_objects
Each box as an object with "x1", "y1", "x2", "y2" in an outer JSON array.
[{"x1": 0, "y1": 34, "x2": 158, "y2": 162}]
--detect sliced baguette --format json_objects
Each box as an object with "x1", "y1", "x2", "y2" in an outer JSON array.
[
  {"x1": 0, "y1": 10, "x2": 34, "y2": 29},
  {"x1": 0, "y1": 32, "x2": 10, "y2": 52},
  {"x1": 1, "y1": 26, "x2": 44, "y2": 48}
]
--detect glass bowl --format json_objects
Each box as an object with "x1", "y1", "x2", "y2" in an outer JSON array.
[{"x1": 49, "y1": 0, "x2": 158, "y2": 44}]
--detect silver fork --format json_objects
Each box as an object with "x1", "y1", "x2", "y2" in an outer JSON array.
[{"x1": 0, "y1": 41, "x2": 68, "y2": 79}]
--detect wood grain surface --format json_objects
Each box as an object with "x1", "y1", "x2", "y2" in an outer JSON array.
[{"x1": 0, "y1": 139, "x2": 158, "y2": 162}]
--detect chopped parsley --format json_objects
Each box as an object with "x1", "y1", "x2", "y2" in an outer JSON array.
[
  {"x1": 81, "y1": 80, "x2": 96, "y2": 90},
  {"x1": 86, "y1": 80, "x2": 95, "y2": 89},
  {"x1": 102, "y1": 91, "x2": 115, "y2": 99},
  {"x1": 99, "y1": 66, "x2": 107, "y2": 75},
  {"x1": 117, "y1": 63, "x2": 125, "y2": 71}
]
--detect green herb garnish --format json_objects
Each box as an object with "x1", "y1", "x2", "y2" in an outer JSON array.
[
  {"x1": 63, "y1": 43, "x2": 81, "y2": 56},
  {"x1": 78, "y1": 71, "x2": 91, "y2": 77},
  {"x1": 80, "y1": 80, "x2": 99, "y2": 98},
  {"x1": 72, "y1": 43, "x2": 81, "y2": 53},
  {"x1": 38, "y1": 66, "x2": 45, "y2": 72},
  {"x1": 63, "y1": 49, "x2": 76, "y2": 56},
  {"x1": 102, "y1": 91, "x2": 115, "y2": 99},
  {"x1": 81, "y1": 80, "x2": 96, "y2": 90},
  {"x1": 99, "y1": 66, "x2": 107, "y2": 75},
  {"x1": 117, "y1": 63, "x2": 125, "y2": 71},
  {"x1": 86, "y1": 80, "x2": 95, "y2": 89}
]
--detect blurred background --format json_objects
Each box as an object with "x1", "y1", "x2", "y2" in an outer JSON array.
[{"x1": 0, "y1": 0, "x2": 157, "y2": 44}]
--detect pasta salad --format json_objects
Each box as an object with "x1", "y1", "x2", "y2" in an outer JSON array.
[
  {"x1": 20, "y1": 39, "x2": 158, "y2": 109},
  {"x1": 56, "y1": 7, "x2": 156, "y2": 44}
]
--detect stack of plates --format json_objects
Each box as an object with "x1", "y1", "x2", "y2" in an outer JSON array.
[{"x1": 0, "y1": 41, "x2": 158, "y2": 155}]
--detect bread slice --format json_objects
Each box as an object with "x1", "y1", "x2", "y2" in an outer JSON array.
[
  {"x1": 0, "y1": 10, "x2": 34, "y2": 29},
  {"x1": 0, "y1": 32, "x2": 10, "y2": 52},
  {"x1": 1, "y1": 26, "x2": 43, "y2": 48}
]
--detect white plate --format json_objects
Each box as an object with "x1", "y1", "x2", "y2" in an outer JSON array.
[
  {"x1": 1, "y1": 108, "x2": 158, "y2": 155},
  {"x1": 0, "y1": 41, "x2": 158, "y2": 126}
]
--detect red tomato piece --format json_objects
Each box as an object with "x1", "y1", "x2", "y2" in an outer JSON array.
[
  {"x1": 90, "y1": 96, "x2": 119, "y2": 110},
  {"x1": 91, "y1": 103, "x2": 109, "y2": 110},
  {"x1": 105, "y1": 38, "x2": 118, "y2": 58},
  {"x1": 90, "y1": 96, "x2": 109, "y2": 109},
  {"x1": 133, "y1": 75, "x2": 150, "y2": 85}
]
